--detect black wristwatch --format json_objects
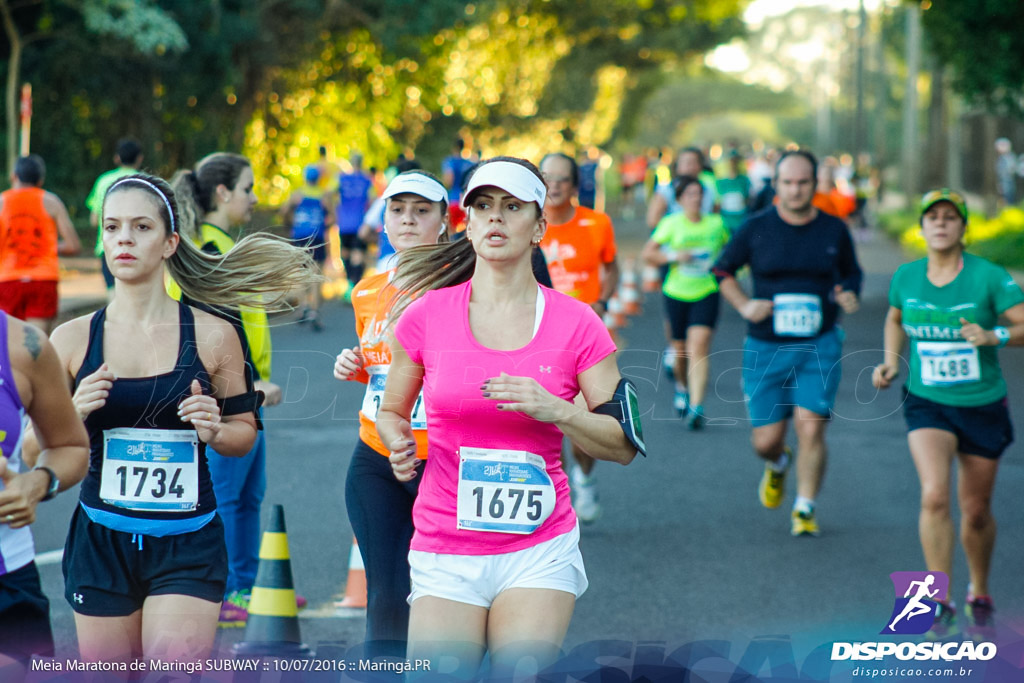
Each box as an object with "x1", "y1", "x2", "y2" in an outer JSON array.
[
  {"x1": 34, "y1": 466, "x2": 60, "y2": 501},
  {"x1": 596, "y1": 299, "x2": 609, "y2": 311}
]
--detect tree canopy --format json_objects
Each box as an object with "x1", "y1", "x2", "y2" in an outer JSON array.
[
  {"x1": 1, "y1": 0, "x2": 748, "y2": 209},
  {"x1": 921, "y1": 0, "x2": 1024, "y2": 115}
]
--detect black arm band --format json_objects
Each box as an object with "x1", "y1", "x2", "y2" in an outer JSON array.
[
  {"x1": 592, "y1": 377, "x2": 646, "y2": 457},
  {"x1": 217, "y1": 390, "x2": 266, "y2": 430}
]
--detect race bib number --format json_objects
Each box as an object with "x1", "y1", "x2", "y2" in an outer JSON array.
[
  {"x1": 679, "y1": 249, "x2": 713, "y2": 278},
  {"x1": 99, "y1": 429, "x2": 199, "y2": 512},
  {"x1": 917, "y1": 342, "x2": 981, "y2": 386},
  {"x1": 456, "y1": 447, "x2": 556, "y2": 534},
  {"x1": 721, "y1": 191, "x2": 746, "y2": 213},
  {"x1": 773, "y1": 294, "x2": 822, "y2": 337},
  {"x1": 361, "y1": 366, "x2": 426, "y2": 430}
]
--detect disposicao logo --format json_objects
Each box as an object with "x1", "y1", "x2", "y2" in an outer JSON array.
[
  {"x1": 830, "y1": 570, "x2": 998, "y2": 663},
  {"x1": 881, "y1": 571, "x2": 948, "y2": 635}
]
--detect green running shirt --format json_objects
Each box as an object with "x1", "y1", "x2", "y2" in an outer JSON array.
[{"x1": 889, "y1": 253, "x2": 1024, "y2": 406}]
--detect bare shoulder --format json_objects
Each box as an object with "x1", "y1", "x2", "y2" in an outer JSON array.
[
  {"x1": 190, "y1": 307, "x2": 238, "y2": 341},
  {"x1": 6, "y1": 317, "x2": 45, "y2": 367},
  {"x1": 190, "y1": 307, "x2": 243, "y2": 362},
  {"x1": 50, "y1": 315, "x2": 93, "y2": 352},
  {"x1": 42, "y1": 190, "x2": 64, "y2": 208},
  {"x1": 49, "y1": 314, "x2": 94, "y2": 375}
]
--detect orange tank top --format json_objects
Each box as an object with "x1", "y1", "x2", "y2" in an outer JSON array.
[
  {"x1": 0, "y1": 188, "x2": 59, "y2": 282},
  {"x1": 351, "y1": 271, "x2": 430, "y2": 458}
]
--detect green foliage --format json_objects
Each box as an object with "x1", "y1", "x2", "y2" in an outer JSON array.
[
  {"x1": 882, "y1": 206, "x2": 1024, "y2": 269},
  {"x1": 1, "y1": 0, "x2": 749, "y2": 211},
  {"x1": 921, "y1": 1, "x2": 1024, "y2": 115},
  {"x1": 80, "y1": 0, "x2": 188, "y2": 54},
  {"x1": 632, "y1": 69, "x2": 799, "y2": 148}
]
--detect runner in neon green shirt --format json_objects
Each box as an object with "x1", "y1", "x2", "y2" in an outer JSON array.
[{"x1": 642, "y1": 175, "x2": 729, "y2": 429}]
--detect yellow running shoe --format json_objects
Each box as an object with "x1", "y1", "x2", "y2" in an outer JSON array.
[
  {"x1": 758, "y1": 447, "x2": 791, "y2": 509},
  {"x1": 791, "y1": 508, "x2": 820, "y2": 537}
]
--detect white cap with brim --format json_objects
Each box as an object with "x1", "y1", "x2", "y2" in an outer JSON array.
[
  {"x1": 461, "y1": 161, "x2": 546, "y2": 208},
  {"x1": 382, "y1": 173, "x2": 447, "y2": 202}
]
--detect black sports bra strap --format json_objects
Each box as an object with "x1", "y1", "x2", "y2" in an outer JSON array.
[
  {"x1": 77, "y1": 307, "x2": 109, "y2": 385},
  {"x1": 176, "y1": 301, "x2": 200, "y2": 370}
]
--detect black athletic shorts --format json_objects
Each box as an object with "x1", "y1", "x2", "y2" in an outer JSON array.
[
  {"x1": 62, "y1": 506, "x2": 227, "y2": 616},
  {"x1": 664, "y1": 292, "x2": 720, "y2": 340},
  {"x1": 902, "y1": 388, "x2": 1014, "y2": 460},
  {"x1": 0, "y1": 561, "x2": 54, "y2": 661},
  {"x1": 339, "y1": 233, "x2": 366, "y2": 251}
]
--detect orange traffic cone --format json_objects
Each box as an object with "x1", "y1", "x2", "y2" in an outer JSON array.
[
  {"x1": 607, "y1": 295, "x2": 628, "y2": 329},
  {"x1": 233, "y1": 505, "x2": 312, "y2": 658},
  {"x1": 619, "y1": 258, "x2": 643, "y2": 316},
  {"x1": 641, "y1": 263, "x2": 661, "y2": 293},
  {"x1": 603, "y1": 308, "x2": 623, "y2": 348},
  {"x1": 334, "y1": 537, "x2": 367, "y2": 609}
]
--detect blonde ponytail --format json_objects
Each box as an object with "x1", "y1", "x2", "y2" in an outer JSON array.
[{"x1": 105, "y1": 173, "x2": 319, "y2": 311}]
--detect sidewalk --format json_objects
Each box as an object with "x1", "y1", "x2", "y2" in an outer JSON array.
[{"x1": 57, "y1": 255, "x2": 107, "y2": 321}]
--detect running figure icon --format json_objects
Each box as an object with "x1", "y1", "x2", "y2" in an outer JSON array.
[{"x1": 888, "y1": 574, "x2": 940, "y2": 631}]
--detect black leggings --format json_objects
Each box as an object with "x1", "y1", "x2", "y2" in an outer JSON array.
[{"x1": 344, "y1": 438, "x2": 420, "y2": 658}]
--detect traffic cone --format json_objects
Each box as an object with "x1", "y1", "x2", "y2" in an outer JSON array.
[
  {"x1": 607, "y1": 295, "x2": 628, "y2": 329},
  {"x1": 603, "y1": 308, "x2": 623, "y2": 348},
  {"x1": 233, "y1": 505, "x2": 313, "y2": 658},
  {"x1": 619, "y1": 258, "x2": 642, "y2": 316},
  {"x1": 335, "y1": 537, "x2": 367, "y2": 609},
  {"x1": 641, "y1": 263, "x2": 661, "y2": 293}
]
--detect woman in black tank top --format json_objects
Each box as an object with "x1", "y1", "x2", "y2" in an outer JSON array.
[{"x1": 45, "y1": 174, "x2": 316, "y2": 665}]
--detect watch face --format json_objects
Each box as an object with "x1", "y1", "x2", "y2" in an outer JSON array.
[{"x1": 39, "y1": 467, "x2": 59, "y2": 499}]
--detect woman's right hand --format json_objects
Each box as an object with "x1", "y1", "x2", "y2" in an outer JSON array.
[
  {"x1": 333, "y1": 347, "x2": 364, "y2": 381},
  {"x1": 387, "y1": 420, "x2": 420, "y2": 482},
  {"x1": 872, "y1": 362, "x2": 899, "y2": 389},
  {"x1": 676, "y1": 250, "x2": 694, "y2": 264},
  {"x1": 73, "y1": 362, "x2": 115, "y2": 420}
]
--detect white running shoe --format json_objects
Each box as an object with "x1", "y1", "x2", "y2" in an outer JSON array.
[{"x1": 571, "y1": 467, "x2": 602, "y2": 524}]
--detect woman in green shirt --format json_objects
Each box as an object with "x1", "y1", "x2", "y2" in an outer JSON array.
[
  {"x1": 642, "y1": 175, "x2": 729, "y2": 430},
  {"x1": 873, "y1": 189, "x2": 1024, "y2": 640}
]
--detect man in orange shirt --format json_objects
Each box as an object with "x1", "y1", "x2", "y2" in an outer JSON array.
[
  {"x1": 0, "y1": 155, "x2": 81, "y2": 333},
  {"x1": 814, "y1": 160, "x2": 856, "y2": 221},
  {"x1": 539, "y1": 152, "x2": 620, "y2": 523}
]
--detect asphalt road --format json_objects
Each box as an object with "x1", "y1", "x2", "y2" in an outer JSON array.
[{"x1": 24, "y1": 218, "x2": 1024, "y2": 681}]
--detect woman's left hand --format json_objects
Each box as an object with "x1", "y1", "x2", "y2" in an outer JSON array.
[
  {"x1": 482, "y1": 372, "x2": 574, "y2": 424},
  {"x1": 178, "y1": 379, "x2": 223, "y2": 444},
  {"x1": 959, "y1": 318, "x2": 997, "y2": 347}
]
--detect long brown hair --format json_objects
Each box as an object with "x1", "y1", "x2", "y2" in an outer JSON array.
[
  {"x1": 387, "y1": 156, "x2": 542, "y2": 324},
  {"x1": 104, "y1": 173, "x2": 318, "y2": 310}
]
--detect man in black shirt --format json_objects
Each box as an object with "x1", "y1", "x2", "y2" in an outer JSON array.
[{"x1": 713, "y1": 150, "x2": 862, "y2": 537}]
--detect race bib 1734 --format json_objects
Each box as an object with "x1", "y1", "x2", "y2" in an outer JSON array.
[{"x1": 99, "y1": 428, "x2": 199, "y2": 512}]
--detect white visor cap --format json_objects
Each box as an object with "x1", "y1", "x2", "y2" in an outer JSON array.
[
  {"x1": 382, "y1": 173, "x2": 447, "y2": 202},
  {"x1": 461, "y1": 161, "x2": 546, "y2": 208}
]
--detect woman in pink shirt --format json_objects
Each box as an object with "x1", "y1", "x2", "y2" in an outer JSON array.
[{"x1": 378, "y1": 157, "x2": 640, "y2": 677}]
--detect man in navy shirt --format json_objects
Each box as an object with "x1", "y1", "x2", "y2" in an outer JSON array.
[{"x1": 713, "y1": 150, "x2": 862, "y2": 537}]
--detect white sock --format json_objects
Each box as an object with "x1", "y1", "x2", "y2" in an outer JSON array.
[
  {"x1": 794, "y1": 496, "x2": 814, "y2": 514},
  {"x1": 768, "y1": 450, "x2": 790, "y2": 472},
  {"x1": 572, "y1": 466, "x2": 592, "y2": 486},
  {"x1": 675, "y1": 382, "x2": 688, "y2": 394}
]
